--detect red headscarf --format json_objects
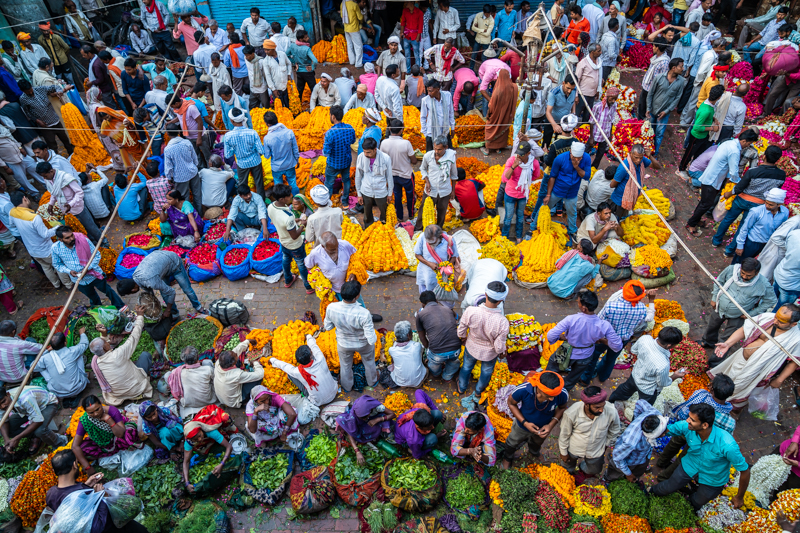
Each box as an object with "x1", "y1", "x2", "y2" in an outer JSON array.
[{"x1": 711, "y1": 64, "x2": 729, "y2": 81}]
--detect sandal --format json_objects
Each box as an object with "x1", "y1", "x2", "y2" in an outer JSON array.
[
  {"x1": 685, "y1": 225, "x2": 703, "y2": 237},
  {"x1": 480, "y1": 147, "x2": 490, "y2": 156}
]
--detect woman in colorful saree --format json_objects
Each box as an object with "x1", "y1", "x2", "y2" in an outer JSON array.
[
  {"x1": 140, "y1": 400, "x2": 184, "y2": 461},
  {"x1": 97, "y1": 105, "x2": 147, "y2": 170},
  {"x1": 335, "y1": 395, "x2": 396, "y2": 453},
  {"x1": 157, "y1": 189, "x2": 202, "y2": 241},
  {"x1": 71, "y1": 394, "x2": 142, "y2": 476},
  {"x1": 182, "y1": 404, "x2": 237, "y2": 493},
  {"x1": 244, "y1": 385, "x2": 299, "y2": 447}
]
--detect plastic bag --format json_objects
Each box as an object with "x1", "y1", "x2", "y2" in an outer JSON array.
[
  {"x1": 748, "y1": 386, "x2": 780, "y2": 421},
  {"x1": 97, "y1": 446, "x2": 154, "y2": 476},
  {"x1": 114, "y1": 247, "x2": 150, "y2": 279},
  {"x1": 48, "y1": 489, "x2": 104, "y2": 533},
  {"x1": 103, "y1": 478, "x2": 142, "y2": 528},
  {"x1": 32, "y1": 508, "x2": 53, "y2": 533},
  {"x1": 712, "y1": 198, "x2": 728, "y2": 222},
  {"x1": 218, "y1": 243, "x2": 253, "y2": 281},
  {"x1": 250, "y1": 235, "x2": 283, "y2": 276},
  {"x1": 90, "y1": 307, "x2": 130, "y2": 335},
  {"x1": 167, "y1": 0, "x2": 197, "y2": 15},
  {"x1": 187, "y1": 258, "x2": 222, "y2": 282},
  {"x1": 282, "y1": 394, "x2": 320, "y2": 426}
]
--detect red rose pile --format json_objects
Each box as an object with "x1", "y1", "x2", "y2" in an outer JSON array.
[
  {"x1": 577, "y1": 486, "x2": 602, "y2": 507},
  {"x1": 120, "y1": 253, "x2": 144, "y2": 269},
  {"x1": 206, "y1": 223, "x2": 226, "y2": 240},
  {"x1": 224, "y1": 248, "x2": 249, "y2": 266},
  {"x1": 187, "y1": 243, "x2": 218, "y2": 265},
  {"x1": 570, "y1": 523, "x2": 601, "y2": 533},
  {"x1": 729, "y1": 61, "x2": 753, "y2": 80},
  {"x1": 127, "y1": 234, "x2": 153, "y2": 247},
  {"x1": 162, "y1": 245, "x2": 187, "y2": 256},
  {"x1": 253, "y1": 240, "x2": 279, "y2": 261},
  {"x1": 574, "y1": 124, "x2": 591, "y2": 143},
  {"x1": 535, "y1": 481, "x2": 570, "y2": 531},
  {"x1": 670, "y1": 338, "x2": 708, "y2": 376},
  {"x1": 621, "y1": 41, "x2": 653, "y2": 69}
]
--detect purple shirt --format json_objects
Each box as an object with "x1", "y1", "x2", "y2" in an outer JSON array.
[
  {"x1": 394, "y1": 390, "x2": 437, "y2": 459},
  {"x1": 546, "y1": 313, "x2": 623, "y2": 359},
  {"x1": 0, "y1": 336, "x2": 43, "y2": 382},
  {"x1": 75, "y1": 405, "x2": 125, "y2": 438}
]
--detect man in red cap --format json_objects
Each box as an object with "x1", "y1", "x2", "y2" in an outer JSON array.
[{"x1": 37, "y1": 23, "x2": 73, "y2": 86}]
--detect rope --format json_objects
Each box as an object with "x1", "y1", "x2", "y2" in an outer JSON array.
[
  {"x1": 537, "y1": 6, "x2": 800, "y2": 369},
  {"x1": 0, "y1": 64, "x2": 192, "y2": 430},
  {"x1": 0, "y1": 0, "x2": 142, "y2": 32}
]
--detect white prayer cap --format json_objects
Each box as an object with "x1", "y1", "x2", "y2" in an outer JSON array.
[
  {"x1": 310, "y1": 184, "x2": 331, "y2": 206},
  {"x1": 364, "y1": 108, "x2": 381, "y2": 123},
  {"x1": 485, "y1": 282, "x2": 509, "y2": 302},
  {"x1": 320, "y1": 73, "x2": 333, "y2": 81},
  {"x1": 387, "y1": 36, "x2": 400, "y2": 44},
  {"x1": 526, "y1": 128, "x2": 543, "y2": 140},
  {"x1": 364, "y1": 62, "x2": 375, "y2": 73},
  {"x1": 570, "y1": 142, "x2": 586, "y2": 157},
  {"x1": 765, "y1": 188, "x2": 787, "y2": 204},
  {"x1": 560, "y1": 114, "x2": 578, "y2": 132},
  {"x1": 229, "y1": 108, "x2": 248, "y2": 123}
]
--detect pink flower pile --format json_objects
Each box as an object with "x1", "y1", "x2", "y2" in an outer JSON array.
[
  {"x1": 120, "y1": 253, "x2": 145, "y2": 269},
  {"x1": 621, "y1": 42, "x2": 653, "y2": 70},
  {"x1": 729, "y1": 61, "x2": 753, "y2": 79}
]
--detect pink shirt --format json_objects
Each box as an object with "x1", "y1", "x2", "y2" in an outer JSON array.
[
  {"x1": 360, "y1": 72, "x2": 378, "y2": 95},
  {"x1": 780, "y1": 424, "x2": 800, "y2": 477},
  {"x1": 452, "y1": 67, "x2": 479, "y2": 113},
  {"x1": 502, "y1": 156, "x2": 541, "y2": 199},
  {"x1": 173, "y1": 16, "x2": 208, "y2": 55},
  {"x1": 478, "y1": 59, "x2": 512, "y2": 92},
  {"x1": 456, "y1": 304, "x2": 510, "y2": 361},
  {"x1": 180, "y1": 105, "x2": 203, "y2": 140},
  {"x1": 575, "y1": 56, "x2": 601, "y2": 97},
  {"x1": 48, "y1": 178, "x2": 85, "y2": 214}
]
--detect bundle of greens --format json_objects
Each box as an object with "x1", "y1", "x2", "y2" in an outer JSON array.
[
  {"x1": 173, "y1": 502, "x2": 216, "y2": 533},
  {"x1": 0, "y1": 457, "x2": 36, "y2": 479},
  {"x1": 140, "y1": 510, "x2": 173, "y2": 533},
  {"x1": 306, "y1": 434, "x2": 337, "y2": 466},
  {"x1": 387, "y1": 460, "x2": 437, "y2": 491},
  {"x1": 445, "y1": 472, "x2": 485, "y2": 510},
  {"x1": 335, "y1": 447, "x2": 382, "y2": 484},
  {"x1": 648, "y1": 492, "x2": 698, "y2": 530},
  {"x1": 29, "y1": 318, "x2": 50, "y2": 344},
  {"x1": 130, "y1": 330, "x2": 156, "y2": 363},
  {"x1": 363, "y1": 500, "x2": 398, "y2": 533},
  {"x1": 131, "y1": 462, "x2": 182, "y2": 518},
  {"x1": 493, "y1": 468, "x2": 540, "y2": 533},
  {"x1": 608, "y1": 479, "x2": 649, "y2": 517},
  {"x1": 249, "y1": 454, "x2": 290, "y2": 490},
  {"x1": 167, "y1": 318, "x2": 219, "y2": 362},
  {"x1": 68, "y1": 315, "x2": 102, "y2": 354}
]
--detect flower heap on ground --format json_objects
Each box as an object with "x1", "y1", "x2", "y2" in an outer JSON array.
[
  {"x1": 478, "y1": 234, "x2": 521, "y2": 274},
  {"x1": 635, "y1": 188, "x2": 672, "y2": 217},
  {"x1": 457, "y1": 157, "x2": 490, "y2": 180},
  {"x1": 473, "y1": 165, "x2": 504, "y2": 209},
  {"x1": 506, "y1": 313, "x2": 543, "y2": 352},
  {"x1": 356, "y1": 222, "x2": 409, "y2": 272},
  {"x1": 470, "y1": 215, "x2": 500, "y2": 243},
  {"x1": 631, "y1": 245, "x2": 673, "y2": 276},
  {"x1": 453, "y1": 114, "x2": 485, "y2": 144},
  {"x1": 260, "y1": 320, "x2": 319, "y2": 393},
  {"x1": 516, "y1": 208, "x2": 568, "y2": 283},
  {"x1": 62, "y1": 103, "x2": 110, "y2": 169},
  {"x1": 621, "y1": 213, "x2": 672, "y2": 247}
]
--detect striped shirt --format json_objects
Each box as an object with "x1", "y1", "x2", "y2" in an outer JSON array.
[
  {"x1": 146, "y1": 176, "x2": 172, "y2": 213},
  {"x1": 0, "y1": 336, "x2": 43, "y2": 382},
  {"x1": 612, "y1": 400, "x2": 657, "y2": 475},
  {"x1": 456, "y1": 304, "x2": 509, "y2": 362},
  {"x1": 19, "y1": 85, "x2": 61, "y2": 126},
  {"x1": 673, "y1": 389, "x2": 736, "y2": 434},
  {"x1": 51, "y1": 240, "x2": 102, "y2": 286},
  {"x1": 598, "y1": 291, "x2": 654, "y2": 342},
  {"x1": 164, "y1": 137, "x2": 198, "y2": 183},
  {"x1": 323, "y1": 301, "x2": 377, "y2": 349},
  {"x1": 0, "y1": 386, "x2": 58, "y2": 423},
  {"x1": 223, "y1": 126, "x2": 264, "y2": 169},
  {"x1": 630, "y1": 335, "x2": 672, "y2": 394}
]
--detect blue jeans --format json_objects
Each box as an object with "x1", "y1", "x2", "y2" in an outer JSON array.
[
  {"x1": 282, "y1": 243, "x2": 312, "y2": 290},
  {"x1": 549, "y1": 194, "x2": 578, "y2": 234},
  {"x1": 650, "y1": 112, "x2": 669, "y2": 157},
  {"x1": 458, "y1": 93, "x2": 474, "y2": 114},
  {"x1": 503, "y1": 196, "x2": 526, "y2": 239},
  {"x1": 426, "y1": 347, "x2": 461, "y2": 380},
  {"x1": 458, "y1": 348, "x2": 497, "y2": 395},
  {"x1": 402, "y1": 38, "x2": 421, "y2": 71},
  {"x1": 744, "y1": 41, "x2": 764, "y2": 63},
  {"x1": 360, "y1": 24, "x2": 382, "y2": 46},
  {"x1": 580, "y1": 343, "x2": 623, "y2": 384},
  {"x1": 324, "y1": 165, "x2": 351, "y2": 208},
  {"x1": 712, "y1": 195, "x2": 759, "y2": 253},
  {"x1": 470, "y1": 42, "x2": 488, "y2": 71},
  {"x1": 688, "y1": 170, "x2": 703, "y2": 188},
  {"x1": 172, "y1": 262, "x2": 203, "y2": 316},
  {"x1": 78, "y1": 278, "x2": 125, "y2": 309},
  {"x1": 234, "y1": 212, "x2": 262, "y2": 232},
  {"x1": 274, "y1": 167, "x2": 299, "y2": 196},
  {"x1": 672, "y1": 8, "x2": 686, "y2": 27},
  {"x1": 393, "y1": 175, "x2": 415, "y2": 220},
  {"x1": 774, "y1": 281, "x2": 800, "y2": 311}
]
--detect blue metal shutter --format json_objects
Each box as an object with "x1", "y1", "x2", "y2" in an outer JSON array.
[
  {"x1": 207, "y1": 0, "x2": 316, "y2": 41},
  {"x1": 451, "y1": 0, "x2": 556, "y2": 26}
]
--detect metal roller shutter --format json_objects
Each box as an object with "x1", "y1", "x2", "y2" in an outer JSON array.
[
  {"x1": 451, "y1": 0, "x2": 556, "y2": 26},
  {"x1": 207, "y1": 0, "x2": 316, "y2": 41}
]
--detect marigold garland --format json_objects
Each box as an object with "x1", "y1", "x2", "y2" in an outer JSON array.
[
  {"x1": 457, "y1": 157, "x2": 490, "y2": 180},
  {"x1": 307, "y1": 267, "x2": 337, "y2": 321},
  {"x1": 355, "y1": 222, "x2": 409, "y2": 272},
  {"x1": 454, "y1": 114, "x2": 486, "y2": 144},
  {"x1": 486, "y1": 392, "x2": 513, "y2": 442},
  {"x1": 421, "y1": 196, "x2": 437, "y2": 228},
  {"x1": 539, "y1": 323, "x2": 562, "y2": 368},
  {"x1": 678, "y1": 373, "x2": 710, "y2": 400},
  {"x1": 506, "y1": 313, "x2": 544, "y2": 351},
  {"x1": 251, "y1": 107, "x2": 269, "y2": 138},
  {"x1": 385, "y1": 203, "x2": 399, "y2": 228},
  {"x1": 66, "y1": 406, "x2": 85, "y2": 437},
  {"x1": 515, "y1": 209, "x2": 567, "y2": 283},
  {"x1": 64, "y1": 213, "x2": 87, "y2": 235},
  {"x1": 245, "y1": 328, "x2": 273, "y2": 351},
  {"x1": 474, "y1": 165, "x2": 504, "y2": 209},
  {"x1": 328, "y1": 35, "x2": 348, "y2": 63},
  {"x1": 470, "y1": 216, "x2": 499, "y2": 243},
  {"x1": 621, "y1": 214, "x2": 671, "y2": 247},
  {"x1": 631, "y1": 244, "x2": 673, "y2": 276},
  {"x1": 573, "y1": 485, "x2": 612, "y2": 518},
  {"x1": 478, "y1": 235, "x2": 520, "y2": 273},
  {"x1": 148, "y1": 217, "x2": 162, "y2": 235},
  {"x1": 311, "y1": 40, "x2": 330, "y2": 62},
  {"x1": 722, "y1": 182, "x2": 736, "y2": 210},
  {"x1": 294, "y1": 111, "x2": 311, "y2": 129},
  {"x1": 286, "y1": 79, "x2": 303, "y2": 116},
  {"x1": 346, "y1": 251, "x2": 370, "y2": 285},
  {"x1": 601, "y1": 513, "x2": 653, "y2": 533},
  {"x1": 62, "y1": 103, "x2": 109, "y2": 168},
  {"x1": 342, "y1": 215, "x2": 364, "y2": 245},
  {"x1": 635, "y1": 188, "x2": 672, "y2": 217},
  {"x1": 721, "y1": 486, "x2": 756, "y2": 511}
]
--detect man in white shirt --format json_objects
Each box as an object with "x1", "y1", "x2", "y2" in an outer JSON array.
[
  {"x1": 129, "y1": 23, "x2": 155, "y2": 57},
  {"x1": 306, "y1": 185, "x2": 344, "y2": 244},
  {"x1": 433, "y1": 0, "x2": 460, "y2": 43},
  {"x1": 240, "y1": 8, "x2": 271, "y2": 47},
  {"x1": 270, "y1": 336, "x2": 337, "y2": 406},
  {"x1": 192, "y1": 32, "x2": 218, "y2": 78},
  {"x1": 144, "y1": 75, "x2": 169, "y2": 111},
  {"x1": 205, "y1": 20, "x2": 230, "y2": 52},
  {"x1": 355, "y1": 137, "x2": 393, "y2": 226},
  {"x1": 243, "y1": 45, "x2": 268, "y2": 108},
  {"x1": 344, "y1": 83, "x2": 377, "y2": 112},
  {"x1": 199, "y1": 155, "x2": 235, "y2": 211},
  {"x1": 334, "y1": 68, "x2": 357, "y2": 106},
  {"x1": 80, "y1": 168, "x2": 111, "y2": 220},
  {"x1": 424, "y1": 38, "x2": 466, "y2": 89},
  {"x1": 581, "y1": 0, "x2": 606, "y2": 41},
  {"x1": 323, "y1": 279, "x2": 378, "y2": 392},
  {"x1": 381, "y1": 118, "x2": 418, "y2": 221},
  {"x1": 375, "y1": 65, "x2": 404, "y2": 118},
  {"x1": 420, "y1": 79, "x2": 455, "y2": 150},
  {"x1": 269, "y1": 22, "x2": 290, "y2": 54},
  {"x1": 32, "y1": 141, "x2": 78, "y2": 177},
  {"x1": 262, "y1": 40, "x2": 292, "y2": 108},
  {"x1": 214, "y1": 345, "x2": 264, "y2": 408},
  {"x1": 282, "y1": 17, "x2": 304, "y2": 42},
  {"x1": 388, "y1": 320, "x2": 426, "y2": 388},
  {"x1": 310, "y1": 73, "x2": 342, "y2": 110},
  {"x1": 376, "y1": 36, "x2": 406, "y2": 82},
  {"x1": 414, "y1": 136, "x2": 457, "y2": 230}
]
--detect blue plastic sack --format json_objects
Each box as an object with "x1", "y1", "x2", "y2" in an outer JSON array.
[
  {"x1": 168, "y1": 0, "x2": 197, "y2": 16},
  {"x1": 114, "y1": 247, "x2": 150, "y2": 279},
  {"x1": 217, "y1": 242, "x2": 252, "y2": 281},
  {"x1": 187, "y1": 258, "x2": 221, "y2": 282},
  {"x1": 250, "y1": 234, "x2": 283, "y2": 276},
  {"x1": 67, "y1": 88, "x2": 87, "y2": 114},
  {"x1": 363, "y1": 44, "x2": 378, "y2": 62}
]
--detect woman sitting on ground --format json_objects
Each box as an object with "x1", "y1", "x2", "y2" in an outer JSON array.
[
  {"x1": 245, "y1": 385, "x2": 299, "y2": 447},
  {"x1": 140, "y1": 400, "x2": 184, "y2": 461},
  {"x1": 182, "y1": 404, "x2": 238, "y2": 494},
  {"x1": 547, "y1": 239, "x2": 606, "y2": 299},
  {"x1": 71, "y1": 394, "x2": 142, "y2": 476},
  {"x1": 158, "y1": 189, "x2": 202, "y2": 241},
  {"x1": 336, "y1": 395, "x2": 396, "y2": 455}
]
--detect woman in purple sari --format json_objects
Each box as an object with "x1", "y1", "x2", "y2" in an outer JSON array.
[
  {"x1": 158, "y1": 189, "x2": 202, "y2": 241},
  {"x1": 336, "y1": 396, "x2": 396, "y2": 463},
  {"x1": 71, "y1": 395, "x2": 143, "y2": 476}
]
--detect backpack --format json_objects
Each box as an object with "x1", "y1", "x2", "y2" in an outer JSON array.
[{"x1": 209, "y1": 298, "x2": 250, "y2": 327}]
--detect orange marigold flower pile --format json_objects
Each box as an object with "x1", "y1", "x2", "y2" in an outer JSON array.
[
  {"x1": 273, "y1": 99, "x2": 295, "y2": 130},
  {"x1": 67, "y1": 406, "x2": 85, "y2": 437},
  {"x1": 259, "y1": 321, "x2": 316, "y2": 394},
  {"x1": 328, "y1": 35, "x2": 348, "y2": 63},
  {"x1": 539, "y1": 323, "x2": 562, "y2": 369},
  {"x1": 287, "y1": 80, "x2": 303, "y2": 116},
  {"x1": 457, "y1": 156, "x2": 490, "y2": 180},
  {"x1": 294, "y1": 111, "x2": 311, "y2": 129},
  {"x1": 356, "y1": 222, "x2": 409, "y2": 272},
  {"x1": 602, "y1": 513, "x2": 653, "y2": 533},
  {"x1": 62, "y1": 103, "x2": 109, "y2": 169},
  {"x1": 470, "y1": 215, "x2": 500, "y2": 243},
  {"x1": 246, "y1": 328, "x2": 273, "y2": 351},
  {"x1": 346, "y1": 251, "x2": 370, "y2": 285},
  {"x1": 11, "y1": 452, "x2": 58, "y2": 527},
  {"x1": 478, "y1": 234, "x2": 520, "y2": 273},
  {"x1": 474, "y1": 165, "x2": 504, "y2": 209},
  {"x1": 251, "y1": 107, "x2": 269, "y2": 138},
  {"x1": 296, "y1": 107, "x2": 332, "y2": 151},
  {"x1": 99, "y1": 247, "x2": 118, "y2": 275},
  {"x1": 454, "y1": 114, "x2": 486, "y2": 144},
  {"x1": 295, "y1": 158, "x2": 312, "y2": 190},
  {"x1": 399, "y1": 106, "x2": 426, "y2": 151},
  {"x1": 148, "y1": 217, "x2": 162, "y2": 235},
  {"x1": 679, "y1": 373, "x2": 710, "y2": 400},
  {"x1": 631, "y1": 244, "x2": 673, "y2": 276},
  {"x1": 384, "y1": 391, "x2": 413, "y2": 413},
  {"x1": 311, "y1": 40, "x2": 330, "y2": 62},
  {"x1": 654, "y1": 299, "x2": 686, "y2": 323},
  {"x1": 65, "y1": 213, "x2": 87, "y2": 235}
]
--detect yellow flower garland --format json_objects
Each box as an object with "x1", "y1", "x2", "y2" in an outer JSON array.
[
  {"x1": 422, "y1": 196, "x2": 437, "y2": 228},
  {"x1": 435, "y1": 261, "x2": 454, "y2": 291},
  {"x1": 478, "y1": 235, "x2": 520, "y2": 274}
]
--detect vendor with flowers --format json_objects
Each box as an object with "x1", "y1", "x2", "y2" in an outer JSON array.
[
  {"x1": 575, "y1": 201, "x2": 624, "y2": 251},
  {"x1": 414, "y1": 224, "x2": 461, "y2": 299},
  {"x1": 651, "y1": 403, "x2": 751, "y2": 510},
  {"x1": 450, "y1": 411, "x2": 496, "y2": 466},
  {"x1": 500, "y1": 370, "x2": 568, "y2": 469}
]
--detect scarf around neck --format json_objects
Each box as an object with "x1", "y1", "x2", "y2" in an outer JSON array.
[
  {"x1": 298, "y1": 361, "x2": 319, "y2": 390},
  {"x1": 642, "y1": 53, "x2": 668, "y2": 88},
  {"x1": 48, "y1": 170, "x2": 77, "y2": 208},
  {"x1": 74, "y1": 232, "x2": 104, "y2": 279},
  {"x1": 515, "y1": 157, "x2": 536, "y2": 199},
  {"x1": 167, "y1": 362, "x2": 200, "y2": 400},
  {"x1": 716, "y1": 264, "x2": 759, "y2": 313},
  {"x1": 146, "y1": 0, "x2": 166, "y2": 31},
  {"x1": 440, "y1": 46, "x2": 457, "y2": 75},
  {"x1": 174, "y1": 99, "x2": 198, "y2": 136}
]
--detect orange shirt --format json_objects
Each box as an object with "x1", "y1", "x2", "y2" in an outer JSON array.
[{"x1": 565, "y1": 17, "x2": 591, "y2": 45}]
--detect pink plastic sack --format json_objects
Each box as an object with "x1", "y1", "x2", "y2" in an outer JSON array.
[{"x1": 762, "y1": 46, "x2": 800, "y2": 77}]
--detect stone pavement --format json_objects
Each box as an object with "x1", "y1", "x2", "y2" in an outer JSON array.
[{"x1": 0, "y1": 68, "x2": 797, "y2": 531}]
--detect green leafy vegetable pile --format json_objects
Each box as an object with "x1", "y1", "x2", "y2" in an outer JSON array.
[
  {"x1": 249, "y1": 453, "x2": 290, "y2": 490},
  {"x1": 334, "y1": 446, "x2": 382, "y2": 484},
  {"x1": 131, "y1": 462, "x2": 182, "y2": 518},
  {"x1": 305, "y1": 434, "x2": 337, "y2": 466},
  {"x1": 648, "y1": 492, "x2": 698, "y2": 530},
  {"x1": 387, "y1": 460, "x2": 437, "y2": 491},
  {"x1": 608, "y1": 479, "x2": 650, "y2": 518},
  {"x1": 224, "y1": 337, "x2": 240, "y2": 350},
  {"x1": 363, "y1": 501, "x2": 397, "y2": 533},
  {"x1": 167, "y1": 318, "x2": 220, "y2": 362},
  {"x1": 493, "y1": 468, "x2": 540, "y2": 533},
  {"x1": 131, "y1": 330, "x2": 156, "y2": 363},
  {"x1": 140, "y1": 510, "x2": 173, "y2": 533},
  {"x1": 445, "y1": 472, "x2": 485, "y2": 509},
  {"x1": 173, "y1": 501, "x2": 216, "y2": 533},
  {"x1": 29, "y1": 318, "x2": 50, "y2": 345},
  {"x1": 189, "y1": 456, "x2": 224, "y2": 485},
  {"x1": 68, "y1": 315, "x2": 102, "y2": 354}
]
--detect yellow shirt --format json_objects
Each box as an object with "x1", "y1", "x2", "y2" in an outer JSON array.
[
  {"x1": 343, "y1": 1, "x2": 364, "y2": 33},
  {"x1": 673, "y1": 0, "x2": 689, "y2": 10},
  {"x1": 696, "y1": 77, "x2": 720, "y2": 108}
]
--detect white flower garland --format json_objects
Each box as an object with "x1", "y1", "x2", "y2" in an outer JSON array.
[
  {"x1": 653, "y1": 379, "x2": 684, "y2": 416},
  {"x1": 697, "y1": 495, "x2": 747, "y2": 530},
  {"x1": 0, "y1": 479, "x2": 8, "y2": 513},
  {"x1": 395, "y1": 227, "x2": 419, "y2": 271},
  {"x1": 731, "y1": 454, "x2": 791, "y2": 505},
  {"x1": 661, "y1": 319, "x2": 690, "y2": 335}
]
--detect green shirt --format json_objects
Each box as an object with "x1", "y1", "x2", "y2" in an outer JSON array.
[
  {"x1": 666, "y1": 421, "x2": 748, "y2": 487},
  {"x1": 691, "y1": 103, "x2": 715, "y2": 140}
]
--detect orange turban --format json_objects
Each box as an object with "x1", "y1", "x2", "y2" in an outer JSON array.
[
  {"x1": 622, "y1": 280, "x2": 646, "y2": 306},
  {"x1": 263, "y1": 40, "x2": 277, "y2": 50},
  {"x1": 38, "y1": 22, "x2": 51, "y2": 30},
  {"x1": 16, "y1": 32, "x2": 31, "y2": 41},
  {"x1": 526, "y1": 371, "x2": 564, "y2": 397}
]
